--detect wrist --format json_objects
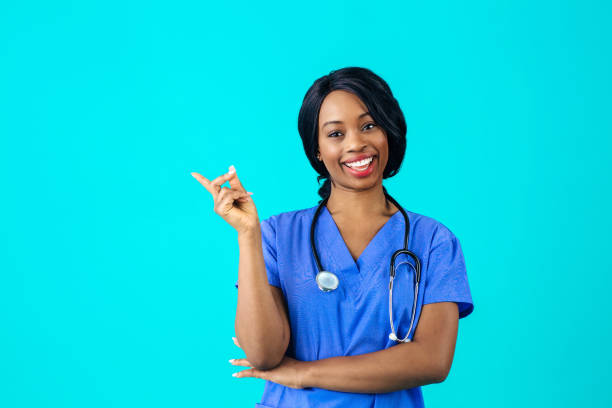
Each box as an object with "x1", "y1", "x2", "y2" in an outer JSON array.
[
  {"x1": 237, "y1": 222, "x2": 261, "y2": 240},
  {"x1": 299, "y1": 360, "x2": 316, "y2": 389}
]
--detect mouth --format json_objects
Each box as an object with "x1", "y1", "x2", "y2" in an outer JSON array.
[{"x1": 342, "y1": 155, "x2": 376, "y2": 177}]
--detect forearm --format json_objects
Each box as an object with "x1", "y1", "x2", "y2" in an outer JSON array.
[
  {"x1": 234, "y1": 224, "x2": 288, "y2": 369},
  {"x1": 301, "y1": 341, "x2": 444, "y2": 393}
]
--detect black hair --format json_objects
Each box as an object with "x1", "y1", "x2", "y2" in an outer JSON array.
[{"x1": 297, "y1": 67, "x2": 407, "y2": 202}]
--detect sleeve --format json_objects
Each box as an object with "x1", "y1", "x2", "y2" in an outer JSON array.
[
  {"x1": 234, "y1": 216, "x2": 281, "y2": 289},
  {"x1": 422, "y1": 228, "x2": 474, "y2": 318}
]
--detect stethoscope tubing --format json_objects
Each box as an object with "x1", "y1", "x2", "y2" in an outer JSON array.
[{"x1": 311, "y1": 191, "x2": 422, "y2": 343}]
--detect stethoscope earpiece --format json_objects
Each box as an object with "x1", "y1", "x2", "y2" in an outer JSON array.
[{"x1": 389, "y1": 332, "x2": 412, "y2": 343}]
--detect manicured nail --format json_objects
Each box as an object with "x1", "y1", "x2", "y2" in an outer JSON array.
[
  {"x1": 229, "y1": 359, "x2": 235, "y2": 363},
  {"x1": 228, "y1": 165, "x2": 236, "y2": 174},
  {"x1": 247, "y1": 192, "x2": 253, "y2": 195},
  {"x1": 232, "y1": 373, "x2": 238, "y2": 377}
]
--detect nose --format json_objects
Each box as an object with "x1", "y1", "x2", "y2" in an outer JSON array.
[{"x1": 343, "y1": 127, "x2": 368, "y2": 152}]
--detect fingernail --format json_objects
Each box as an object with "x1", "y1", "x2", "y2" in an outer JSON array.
[
  {"x1": 232, "y1": 373, "x2": 238, "y2": 377},
  {"x1": 247, "y1": 192, "x2": 253, "y2": 195},
  {"x1": 228, "y1": 165, "x2": 236, "y2": 174},
  {"x1": 229, "y1": 359, "x2": 235, "y2": 363}
]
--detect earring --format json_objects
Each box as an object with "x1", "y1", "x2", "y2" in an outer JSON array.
[{"x1": 316, "y1": 152, "x2": 321, "y2": 161}]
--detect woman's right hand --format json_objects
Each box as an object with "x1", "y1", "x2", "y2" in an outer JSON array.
[{"x1": 191, "y1": 165, "x2": 259, "y2": 234}]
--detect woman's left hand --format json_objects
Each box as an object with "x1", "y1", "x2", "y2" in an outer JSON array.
[{"x1": 229, "y1": 336, "x2": 307, "y2": 389}]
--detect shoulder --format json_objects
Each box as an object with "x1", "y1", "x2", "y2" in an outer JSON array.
[
  {"x1": 403, "y1": 209, "x2": 461, "y2": 250},
  {"x1": 260, "y1": 205, "x2": 319, "y2": 231},
  {"x1": 258, "y1": 206, "x2": 319, "y2": 246}
]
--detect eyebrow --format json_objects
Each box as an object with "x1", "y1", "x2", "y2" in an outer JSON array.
[{"x1": 322, "y1": 111, "x2": 372, "y2": 128}]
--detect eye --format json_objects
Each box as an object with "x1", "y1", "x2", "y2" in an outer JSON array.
[
  {"x1": 363, "y1": 122, "x2": 376, "y2": 131},
  {"x1": 327, "y1": 123, "x2": 376, "y2": 138}
]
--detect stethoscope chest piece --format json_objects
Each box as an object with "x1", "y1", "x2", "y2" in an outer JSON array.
[{"x1": 316, "y1": 270, "x2": 339, "y2": 292}]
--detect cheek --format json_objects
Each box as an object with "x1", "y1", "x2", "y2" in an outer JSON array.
[
  {"x1": 377, "y1": 135, "x2": 389, "y2": 157},
  {"x1": 319, "y1": 142, "x2": 341, "y2": 161},
  {"x1": 375, "y1": 139, "x2": 389, "y2": 169}
]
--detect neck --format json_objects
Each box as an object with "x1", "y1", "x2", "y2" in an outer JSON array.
[{"x1": 326, "y1": 183, "x2": 395, "y2": 218}]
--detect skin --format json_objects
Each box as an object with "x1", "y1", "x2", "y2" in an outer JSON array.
[{"x1": 193, "y1": 90, "x2": 461, "y2": 392}]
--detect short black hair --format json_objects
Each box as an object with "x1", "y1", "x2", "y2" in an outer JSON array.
[{"x1": 297, "y1": 67, "x2": 407, "y2": 201}]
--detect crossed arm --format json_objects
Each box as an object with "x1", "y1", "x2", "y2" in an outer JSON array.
[
  {"x1": 232, "y1": 285, "x2": 460, "y2": 393},
  {"x1": 299, "y1": 300, "x2": 459, "y2": 392}
]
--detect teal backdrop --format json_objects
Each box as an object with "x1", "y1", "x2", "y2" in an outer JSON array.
[{"x1": 1, "y1": 1, "x2": 610, "y2": 407}]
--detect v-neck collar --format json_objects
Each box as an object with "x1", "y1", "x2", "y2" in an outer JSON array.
[{"x1": 320, "y1": 205, "x2": 402, "y2": 274}]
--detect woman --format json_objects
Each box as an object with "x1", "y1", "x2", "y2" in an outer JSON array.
[{"x1": 191, "y1": 67, "x2": 474, "y2": 407}]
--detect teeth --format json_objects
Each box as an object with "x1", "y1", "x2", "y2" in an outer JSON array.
[{"x1": 345, "y1": 156, "x2": 373, "y2": 168}]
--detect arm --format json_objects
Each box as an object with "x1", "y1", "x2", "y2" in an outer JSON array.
[
  {"x1": 234, "y1": 224, "x2": 290, "y2": 370},
  {"x1": 300, "y1": 302, "x2": 459, "y2": 393}
]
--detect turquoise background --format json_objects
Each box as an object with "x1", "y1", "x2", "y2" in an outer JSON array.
[{"x1": 1, "y1": 1, "x2": 610, "y2": 407}]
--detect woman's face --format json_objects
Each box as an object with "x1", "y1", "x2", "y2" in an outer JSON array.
[{"x1": 317, "y1": 90, "x2": 388, "y2": 192}]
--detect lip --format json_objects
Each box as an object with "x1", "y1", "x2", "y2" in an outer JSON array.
[
  {"x1": 343, "y1": 155, "x2": 376, "y2": 178},
  {"x1": 342, "y1": 153, "x2": 376, "y2": 165}
]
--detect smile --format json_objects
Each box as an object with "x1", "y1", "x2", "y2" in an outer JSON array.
[
  {"x1": 344, "y1": 156, "x2": 374, "y2": 169},
  {"x1": 343, "y1": 155, "x2": 376, "y2": 177}
]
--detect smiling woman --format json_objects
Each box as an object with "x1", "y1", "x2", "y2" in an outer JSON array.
[
  {"x1": 223, "y1": 67, "x2": 474, "y2": 408},
  {"x1": 298, "y1": 67, "x2": 407, "y2": 200}
]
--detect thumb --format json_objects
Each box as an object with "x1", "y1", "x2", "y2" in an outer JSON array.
[{"x1": 227, "y1": 164, "x2": 247, "y2": 193}]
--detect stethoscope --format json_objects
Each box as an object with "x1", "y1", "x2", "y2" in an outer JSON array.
[{"x1": 310, "y1": 191, "x2": 422, "y2": 343}]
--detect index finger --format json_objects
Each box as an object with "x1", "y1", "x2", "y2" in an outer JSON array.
[{"x1": 191, "y1": 172, "x2": 219, "y2": 198}]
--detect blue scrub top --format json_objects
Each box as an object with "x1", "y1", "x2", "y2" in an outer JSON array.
[{"x1": 235, "y1": 204, "x2": 474, "y2": 408}]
